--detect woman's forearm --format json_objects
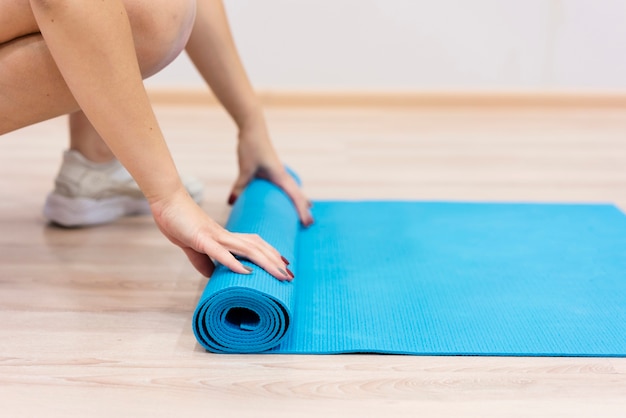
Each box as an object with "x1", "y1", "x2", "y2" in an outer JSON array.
[
  {"x1": 185, "y1": 0, "x2": 264, "y2": 130},
  {"x1": 30, "y1": 0, "x2": 183, "y2": 203}
]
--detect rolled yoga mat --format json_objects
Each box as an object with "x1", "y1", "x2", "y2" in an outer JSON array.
[{"x1": 193, "y1": 177, "x2": 626, "y2": 356}]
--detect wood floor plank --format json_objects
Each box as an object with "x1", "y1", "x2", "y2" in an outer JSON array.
[{"x1": 1, "y1": 106, "x2": 625, "y2": 417}]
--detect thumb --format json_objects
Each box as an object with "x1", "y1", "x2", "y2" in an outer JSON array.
[
  {"x1": 228, "y1": 173, "x2": 251, "y2": 205},
  {"x1": 182, "y1": 247, "x2": 215, "y2": 278}
]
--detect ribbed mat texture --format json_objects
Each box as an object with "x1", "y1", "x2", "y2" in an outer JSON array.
[{"x1": 193, "y1": 178, "x2": 626, "y2": 356}]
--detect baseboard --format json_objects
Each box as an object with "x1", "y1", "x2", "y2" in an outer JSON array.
[{"x1": 147, "y1": 89, "x2": 626, "y2": 108}]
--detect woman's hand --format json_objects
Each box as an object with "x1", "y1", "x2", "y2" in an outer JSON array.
[
  {"x1": 228, "y1": 118, "x2": 314, "y2": 227},
  {"x1": 150, "y1": 187, "x2": 294, "y2": 281}
]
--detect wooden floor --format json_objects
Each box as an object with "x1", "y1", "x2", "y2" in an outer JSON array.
[{"x1": 1, "y1": 105, "x2": 626, "y2": 417}]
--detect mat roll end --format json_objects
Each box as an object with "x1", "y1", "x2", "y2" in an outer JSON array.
[{"x1": 193, "y1": 286, "x2": 291, "y2": 353}]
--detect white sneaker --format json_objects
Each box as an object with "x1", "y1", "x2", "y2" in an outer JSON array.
[{"x1": 43, "y1": 150, "x2": 204, "y2": 227}]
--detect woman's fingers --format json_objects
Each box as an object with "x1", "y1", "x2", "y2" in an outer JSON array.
[
  {"x1": 199, "y1": 237, "x2": 256, "y2": 275},
  {"x1": 238, "y1": 233, "x2": 294, "y2": 280},
  {"x1": 188, "y1": 231, "x2": 293, "y2": 281},
  {"x1": 228, "y1": 167, "x2": 314, "y2": 227},
  {"x1": 151, "y1": 189, "x2": 291, "y2": 281},
  {"x1": 220, "y1": 232, "x2": 293, "y2": 281},
  {"x1": 227, "y1": 171, "x2": 251, "y2": 205},
  {"x1": 270, "y1": 171, "x2": 314, "y2": 227}
]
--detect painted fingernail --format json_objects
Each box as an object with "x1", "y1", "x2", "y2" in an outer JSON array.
[
  {"x1": 281, "y1": 256, "x2": 290, "y2": 265},
  {"x1": 286, "y1": 268, "x2": 295, "y2": 279},
  {"x1": 308, "y1": 201, "x2": 313, "y2": 208},
  {"x1": 228, "y1": 193, "x2": 237, "y2": 205},
  {"x1": 278, "y1": 267, "x2": 289, "y2": 278},
  {"x1": 243, "y1": 266, "x2": 253, "y2": 273}
]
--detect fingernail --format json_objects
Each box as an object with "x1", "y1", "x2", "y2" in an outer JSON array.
[
  {"x1": 278, "y1": 267, "x2": 289, "y2": 278},
  {"x1": 286, "y1": 268, "x2": 295, "y2": 279},
  {"x1": 308, "y1": 201, "x2": 313, "y2": 208},
  {"x1": 305, "y1": 219, "x2": 314, "y2": 227},
  {"x1": 281, "y1": 256, "x2": 290, "y2": 265},
  {"x1": 228, "y1": 193, "x2": 237, "y2": 205},
  {"x1": 243, "y1": 266, "x2": 253, "y2": 273}
]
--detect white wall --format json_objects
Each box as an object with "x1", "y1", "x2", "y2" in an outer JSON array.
[{"x1": 145, "y1": 0, "x2": 626, "y2": 91}]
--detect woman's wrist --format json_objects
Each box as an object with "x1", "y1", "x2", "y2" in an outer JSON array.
[
  {"x1": 143, "y1": 174, "x2": 188, "y2": 207},
  {"x1": 148, "y1": 181, "x2": 192, "y2": 220},
  {"x1": 233, "y1": 101, "x2": 266, "y2": 134}
]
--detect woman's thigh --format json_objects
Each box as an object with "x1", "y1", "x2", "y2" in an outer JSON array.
[
  {"x1": 1, "y1": 0, "x2": 196, "y2": 78},
  {"x1": 0, "y1": 0, "x2": 38, "y2": 44},
  {"x1": 1, "y1": 0, "x2": 196, "y2": 63}
]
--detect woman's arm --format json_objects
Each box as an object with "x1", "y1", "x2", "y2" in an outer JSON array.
[
  {"x1": 30, "y1": 0, "x2": 179, "y2": 201},
  {"x1": 29, "y1": 0, "x2": 292, "y2": 280},
  {"x1": 185, "y1": 0, "x2": 314, "y2": 226}
]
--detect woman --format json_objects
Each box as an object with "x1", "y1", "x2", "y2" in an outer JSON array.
[{"x1": 0, "y1": 0, "x2": 313, "y2": 281}]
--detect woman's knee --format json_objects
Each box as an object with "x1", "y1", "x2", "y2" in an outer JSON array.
[
  {"x1": 2, "y1": 0, "x2": 196, "y2": 78},
  {"x1": 0, "y1": 0, "x2": 38, "y2": 44},
  {"x1": 125, "y1": 0, "x2": 197, "y2": 78}
]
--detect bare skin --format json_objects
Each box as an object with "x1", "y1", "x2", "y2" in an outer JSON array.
[
  {"x1": 0, "y1": 0, "x2": 308, "y2": 281},
  {"x1": 67, "y1": 0, "x2": 313, "y2": 224}
]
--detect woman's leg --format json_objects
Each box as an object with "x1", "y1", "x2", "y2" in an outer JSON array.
[
  {"x1": 42, "y1": 109, "x2": 203, "y2": 227},
  {"x1": 1, "y1": 1, "x2": 292, "y2": 280},
  {"x1": 69, "y1": 111, "x2": 118, "y2": 163},
  {"x1": 0, "y1": 0, "x2": 38, "y2": 44},
  {"x1": 1, "y1": 0, "x2": 201, "y2": 226},
  {"x1": 0, "y1": 33, "x2": 75, "y2": 133},
  {"x1": 0, "y1": 0, "x2": 197, "y2": 135}
]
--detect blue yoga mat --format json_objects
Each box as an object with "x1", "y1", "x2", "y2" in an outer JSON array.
[{"x1": 192, "y1": 177, "x2": 626, "y2": 356}]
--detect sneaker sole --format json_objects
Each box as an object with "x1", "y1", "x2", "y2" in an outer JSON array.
[{"x1": 43, "y1": 193, "x2": 151, "y2": 227}]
